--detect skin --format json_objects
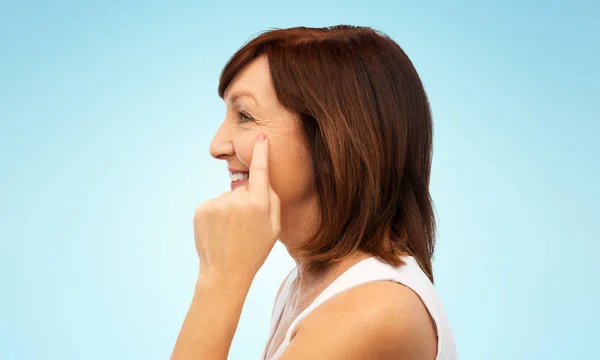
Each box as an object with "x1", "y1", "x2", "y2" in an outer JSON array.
[
  {"x1": 171, "y1": 55, "x2": 437, "y2": 360},
  {"x1": 208, "y1": 54, "x2": 319, "y2": 264}
]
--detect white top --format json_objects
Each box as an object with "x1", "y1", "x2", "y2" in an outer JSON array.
[{"x1": 262, "y1": 256, "x2": 457, "y2": 360}]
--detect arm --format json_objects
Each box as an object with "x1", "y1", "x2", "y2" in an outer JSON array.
[
  {"x1": 172, "y1": 133, "x2": 280, "y2": 359},
  {"x1": 170, "y1": 275, "x2": 253, "y2": 360}
]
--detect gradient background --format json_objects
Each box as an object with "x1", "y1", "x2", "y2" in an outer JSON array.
[{"x1": 1, "y1": 1, "x2": 598, "y2": 359}]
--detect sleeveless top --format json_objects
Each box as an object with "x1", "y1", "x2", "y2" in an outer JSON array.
[{"x1": 261, "y1": 256, "x2": 457, "y2": 360}]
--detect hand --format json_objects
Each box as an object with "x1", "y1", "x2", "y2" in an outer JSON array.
[{"x1": 193, "y1": 133, "x2": 281, "y2": 283}]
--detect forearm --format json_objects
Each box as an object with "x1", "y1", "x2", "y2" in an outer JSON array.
[{"x1": 171, "y1": 275, "x2": 253, "y2": 360}]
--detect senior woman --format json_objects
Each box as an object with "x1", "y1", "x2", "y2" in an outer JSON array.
[{"x1": 172, "y1": 25, "x2": 457, "y2": 360}]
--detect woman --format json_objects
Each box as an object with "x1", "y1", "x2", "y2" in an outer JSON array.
[{"x1": 172, "y1": 25, "x2": 457, "y2": 360}]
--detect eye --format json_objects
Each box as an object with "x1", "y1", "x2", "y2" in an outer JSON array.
[{"x1": 237, "y1": 111, "x2": 253, "y2": 123}]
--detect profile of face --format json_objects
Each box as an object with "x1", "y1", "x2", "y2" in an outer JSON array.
[{"x1": 210, "y1": 55, "x2": 315, "y2": 209}]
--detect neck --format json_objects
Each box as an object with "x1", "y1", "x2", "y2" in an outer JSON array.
[
  {"x1": 277, "y1": 197, "x2": 372, "y2": 305},
  {"x1": 277, "y1": 196, "x2": 319, "y2": 280}
]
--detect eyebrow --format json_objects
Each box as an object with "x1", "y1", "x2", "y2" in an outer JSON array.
[{"x1": 225, "y1": 90, "x2": 260, "y2": 107}]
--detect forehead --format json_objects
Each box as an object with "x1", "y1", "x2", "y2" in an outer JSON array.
[{"x1": 224, "y1": 55, "x2": 275, "y2": 106}]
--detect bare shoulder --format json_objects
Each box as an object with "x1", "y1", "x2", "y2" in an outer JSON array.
[{"x1": 279, "y1": 281, "x2": 437, "y2": 360}]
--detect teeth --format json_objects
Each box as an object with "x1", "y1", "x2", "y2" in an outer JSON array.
[{"x1": 230, "y1": 172, "x2": 249, "y2": 182}]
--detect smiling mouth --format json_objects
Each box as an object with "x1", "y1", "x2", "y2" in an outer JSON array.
[{"x1": 230, "y1": 172, "x2": 249, "y2": 182}]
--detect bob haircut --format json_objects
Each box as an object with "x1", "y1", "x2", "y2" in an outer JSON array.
[{"x1": 218, "y1": 25, "x2": 436, "y2": 282}]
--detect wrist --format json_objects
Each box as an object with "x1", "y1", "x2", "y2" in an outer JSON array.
[{"x1": 196, "y1": 271, "x2": 254, "y2": 295}]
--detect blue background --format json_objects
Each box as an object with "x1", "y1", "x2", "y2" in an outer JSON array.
[{"x1": 1, "y1": 1, "x2": 598, "y2": 359}]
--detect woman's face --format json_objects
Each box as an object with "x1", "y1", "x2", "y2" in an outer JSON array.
[{"x1": 210, "y1": 55, "x2": 315, "y2": 207}]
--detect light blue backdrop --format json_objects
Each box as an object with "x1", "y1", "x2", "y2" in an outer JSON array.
[{"x1": 1, "y1": 1, "x2": 598, "y2": 359}]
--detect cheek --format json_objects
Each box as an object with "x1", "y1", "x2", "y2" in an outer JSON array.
[
  {"x1": 268, "y1": 142, "x2": 315, "y2": 202},
  {"x1": 232, "y1": 133, "x2": 257, "y2": 168},
  {"x1": 234, "y1": 130, "x2": 314, "y2": 202}
]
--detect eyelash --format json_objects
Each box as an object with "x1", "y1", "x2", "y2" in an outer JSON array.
[{"x1": 237, "y1": 111, "x2": 253, "y2": 123}]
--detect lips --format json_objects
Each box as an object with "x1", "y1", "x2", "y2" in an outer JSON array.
[
  {"x1": 228, "y1": 167, "x2": 249, "y2": 190},
  {"x1": 230, "y1": 177, "x2": 248, "y2": 191}
]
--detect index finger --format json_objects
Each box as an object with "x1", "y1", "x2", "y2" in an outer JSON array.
[{"x1": 249, "y1": 132, "x2": 270, "y2": 195}]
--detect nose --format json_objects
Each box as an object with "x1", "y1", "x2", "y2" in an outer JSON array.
[{"x1": 209, "y1": 122, "x2": 235, "y2": 160}]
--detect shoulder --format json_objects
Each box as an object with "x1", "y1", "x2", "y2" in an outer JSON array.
[{"x1": 279, "y1": 280, "x2": 437, "y2": 360}]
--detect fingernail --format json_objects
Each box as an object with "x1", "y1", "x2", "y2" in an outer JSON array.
[{"x1": 257, "y1": 133, "x2": 266, "y2": 142}]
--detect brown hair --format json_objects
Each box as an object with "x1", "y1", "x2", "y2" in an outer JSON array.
[{"x1": 218, "y1": 25, "x2": 437, "y2": 282}]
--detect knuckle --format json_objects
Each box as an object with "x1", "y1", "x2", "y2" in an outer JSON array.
[
  {"x1": 233, "y1": 192, "x2": 250, "y2": 206},
  {"x1": 233, "y1": 185, "x2": 248, "y2": 193},
  {"x1": 251, "y1": 198, "x2": 268, "y2": 212},
  {"x1": 194, "y1": 197, "x2": 227, "y2": 218},
  {"x1": 213, "y1": 199, "x2": 230, "y2": 213},
  {"x1": 194, "y1": 203, "x2": 209, "y2": 223},
  {"x1": 194, "y1": 203, "x2": 207, "y2": 216}
]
